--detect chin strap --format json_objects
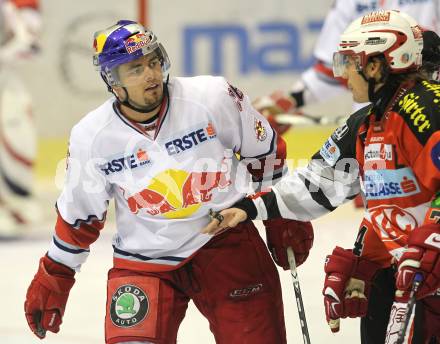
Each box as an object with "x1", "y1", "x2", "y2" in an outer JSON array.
[
  {"x1": 102, "y1": 73, "x2": 170, "y2": 114},
  {"x1": 118, "y1": 87, "x2": 163, "y2": 113},
  {"x1": 356, "y1": 69, "x2": 379, "y2": 104},
  {"x1": 368, "y1": 78, "x2": 379, "y2": 104},
  {"x1": 358, "y1": 57, "x2": 391, "y2": 104}
]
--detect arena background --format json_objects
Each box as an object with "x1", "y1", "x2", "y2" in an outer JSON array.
[
  {"x1": 1, "y1": 0, "x2": 365, "y2": 343},
  {"x1": 23, "y1": 0, "x2": 355, "y2": 179}
]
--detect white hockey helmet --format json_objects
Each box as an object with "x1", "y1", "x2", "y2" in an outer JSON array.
[{"x1": 333, "y1": 10, "x2": 424, "y2": 78}]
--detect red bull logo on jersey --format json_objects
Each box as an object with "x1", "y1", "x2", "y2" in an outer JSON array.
[
  {"x1": 123, "y1": 167, "x2": 231, "y2": 219},
  {"x1": 124, "y1": 33, "x2": 151, "y2": 54},
  {"x1": 364, "y1": 167, "x2": 420, "y2": 200},
  {"x1": 164, "y1": 123, "x2": 217, "y2": 156},
  {"x1": 254, "y1": 119, "x2": 267, "y2": 141},
  {"x1": 100, "y1": 149, "x2": 151, "y2": 175}
]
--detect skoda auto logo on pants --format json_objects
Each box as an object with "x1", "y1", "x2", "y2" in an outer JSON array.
[{"x1": 110, "y1": 284, "x2": 149, "y2": 328}]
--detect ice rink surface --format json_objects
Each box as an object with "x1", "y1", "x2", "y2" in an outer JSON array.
[{"x1": 1, "y1": 200, "x2": 365, "y2": 344}]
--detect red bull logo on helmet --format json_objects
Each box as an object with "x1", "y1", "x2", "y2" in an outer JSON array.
[
  {"x1": 124, "y1": 33, "x2": 151, "y2": 54},
  {"x1": 123, "y1": 168, "x2": 231, "y2": 219}
]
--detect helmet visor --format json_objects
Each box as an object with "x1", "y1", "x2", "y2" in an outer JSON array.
[
  {"x1": 332, "y1": 52, "x2": 362, "y2": 78},
  {"x1": 106, "y1": 46, "x2": 169, "y2": 87}
]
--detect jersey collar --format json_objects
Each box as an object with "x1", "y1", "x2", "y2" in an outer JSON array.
[{"x1": 113, "y1": 88, "x2": 170, "y2": 139}]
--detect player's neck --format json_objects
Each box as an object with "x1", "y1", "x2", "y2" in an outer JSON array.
[{"x1": 119, "y1": 103, "x2": 161, "y2": 123}]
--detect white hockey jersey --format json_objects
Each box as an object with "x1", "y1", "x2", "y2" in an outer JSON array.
[
  {"x1": 300, "y1": 0, "x2": 440, "y2": 103},
  {"x1": 49, "y1": 76, "x2": 286, "y2": 272}
]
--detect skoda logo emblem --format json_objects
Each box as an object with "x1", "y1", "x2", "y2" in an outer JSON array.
[{"x1": 110, "y1": 284, "x2": 149, "y2": 327}]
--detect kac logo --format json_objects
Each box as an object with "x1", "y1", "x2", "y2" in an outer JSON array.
[{"x1": 369, "y1": 205, "x2": 418, "y2": 240}]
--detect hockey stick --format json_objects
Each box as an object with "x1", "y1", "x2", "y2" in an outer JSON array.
[
  {"x1": 396, "y1": 273, "x2": 423, "y2": 344},
  {"x1": 276, "y1": 112, "x2": 348, "y2": 127},
  {"x1": 287, "y1": 246, "x2": 311, "y2": 344}
]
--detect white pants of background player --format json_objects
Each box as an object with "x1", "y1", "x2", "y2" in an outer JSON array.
[{"x1": 0, "y1": 67, "x2": 40, "y2": 236}]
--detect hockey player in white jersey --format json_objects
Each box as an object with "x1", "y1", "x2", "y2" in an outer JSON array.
[
  {"x1": 0, "y1": 0, "x2": 41, "y2": 237},
  {"x1": 254, "y1": 0, "x2": 440, "y2": 132},
  {"x1": 23, "y1": 20, "x2": 314, "y2": 343}
]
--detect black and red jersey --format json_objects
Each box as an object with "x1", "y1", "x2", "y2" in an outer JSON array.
[{"x1": 245, "y1": 79, "x2": 440, "y2": 266}]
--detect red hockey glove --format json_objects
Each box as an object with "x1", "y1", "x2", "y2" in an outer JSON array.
[
  {"x1": 263, "y1": 218, "x2": 314, "y2": 270},
  {"x1": 323, "y1": 247, "x2": 381, "y2": 333},
  {"x1": 24, "y1": 254, "x2": 75, "y2": 339},
  {"x1": 253, "y1": 90, "x2": 297, "y2": 115},
  {"x1": 396, "y1": 224, "x2": 440, "y2": 300},
  {"x1": 252, "y1": 91, "x2": 298, "y2": 135}
]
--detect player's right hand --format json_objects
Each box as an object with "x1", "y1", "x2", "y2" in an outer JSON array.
[
  {"x1": 201, "y1": 208, "x2": 247, "y2": 235},
  {"x1": 24, "y1": 254, "x2": 75, "y2": 339},
  {"x1": 263, "y1": 218, "x2": 314, "y2": 269},
  {"x1": 322, "y1": 247, "x2": 380, "y2": 333}
]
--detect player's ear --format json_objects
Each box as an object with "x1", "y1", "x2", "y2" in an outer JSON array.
[{"x1": 366, "y1": 58, "x2": 383, "y2": 81}]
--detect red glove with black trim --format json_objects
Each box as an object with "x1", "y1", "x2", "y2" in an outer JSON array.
[
  {"x1": 396, "y1": 224, "x2": 440, "y2": 300},
  {"x1": 263, "y1": 218, "x2": 314, "y2": 269},
  {"x1": 323, "y1": 247, "x2": 381, "y2": 333},
  {"x1": 24, "y1": 254, "x2": 75, "y2": 339}
]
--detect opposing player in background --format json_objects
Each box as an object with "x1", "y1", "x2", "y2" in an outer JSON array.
[
  {"x1": 254, "y1": 0, "x2": 439, "y2": 126},
  {"x1": 203, "y1": 10, "x2": 440, "y2": 343},
  {"x1": 0, "y1": 0, "x2": 42, "y2": 237},
  {"x1": 23, "y1": 20, "x2": 314, "y2": 343}
]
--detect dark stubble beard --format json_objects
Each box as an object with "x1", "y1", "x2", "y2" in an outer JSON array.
[
  {"x1": 142, "y1": 95, "x2": 163, "y2": 112},
  {"x1": 126, "y1": 88, "x2": 164, "y2": 113}
]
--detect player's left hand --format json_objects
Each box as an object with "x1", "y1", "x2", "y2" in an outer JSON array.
[
  {"x1": 201, "y1": 208, "x2": 248, "y2": 235},
  {"x1": 263, "y1": 218, "x2": 314, "y2": 269},
  {"x1": 396, "y1": 224, "x2": 440, "y2": 299}
]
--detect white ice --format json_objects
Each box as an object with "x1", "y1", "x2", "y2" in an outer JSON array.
[{"x1": 1, "y1": 202, "x2": 364, "y2": 343}]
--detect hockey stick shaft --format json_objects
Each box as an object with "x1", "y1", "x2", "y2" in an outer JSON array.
[
  {"x1": 275, "y1": 112, "x2": 347, "y2": 127},
  {"x1": 396, "y1": 273, "x2": 423, "y2": 344},
  {"x1": 287, "y1": 246, "x2": 311, "y2": 344}
]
